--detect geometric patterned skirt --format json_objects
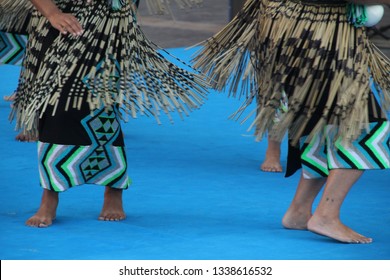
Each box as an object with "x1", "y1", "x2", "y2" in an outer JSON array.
[
  {"x1": 38, "y1": 98, "x2": 130, "y2": 191},
  {"x1": 286, "y1": 120, "x2": 390, "y2": 179},
  {"x1": 286, "y1": 96, "x2": 390, "y2": 178}
]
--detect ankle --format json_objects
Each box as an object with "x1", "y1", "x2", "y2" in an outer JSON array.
[{"x1": 105, "y1": 186, "x2": 122, "y2": 193}]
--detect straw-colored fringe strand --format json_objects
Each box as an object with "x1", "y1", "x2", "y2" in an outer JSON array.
[
  {"x1": 0, "y1": 0, "x2": 33, "y2": 32},
  {"x1": 192, "y1": 0, "x2": 260, "y2": 98}
]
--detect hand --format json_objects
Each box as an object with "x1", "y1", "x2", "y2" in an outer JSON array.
[
  {"x1": 48, "y1": 11, "x2": 84, "y2": 36},
  {"x1": 30, "y1": 0, "x2": 85, "y2": 36}
]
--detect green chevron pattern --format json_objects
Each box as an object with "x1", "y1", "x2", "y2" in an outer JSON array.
[
  {"x1": 300, "y1": 121, "x2": 390, "y2": 179},
  {"x1": 0, "y1": 32, "x2": 27, "y2": 65}
]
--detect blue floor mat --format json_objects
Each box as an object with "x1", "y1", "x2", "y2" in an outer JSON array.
[{"x1": 0, "y1": 48, "x2": 389, "y2": 260}]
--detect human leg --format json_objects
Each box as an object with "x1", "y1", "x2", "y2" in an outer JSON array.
[
  {"x1": 307, "y1": 169, "x2": 372, "y2": 244},
  {"x1": 282, "y1": 174, "x2": 325, "y2": 229},
  {"x1": 25, "y1": 189, "x2": 59, "y2": 227},
  {"x1": 36, "y1": 97, "x2": 130, "y2": 224},
  {"x1": 261, "y1": 137, "x2": 282, "y2": 172},
  {"x1": 99, "y1": 186, "x2": 126, "y2": 221}
]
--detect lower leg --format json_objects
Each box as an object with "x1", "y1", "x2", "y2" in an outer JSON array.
[
  {"x1": 261, "y1": 138, "x2": 282, "y2": 172},
  {"x1": 26, "y1": 189, "x2": 59, "y2": 227},
  {"x1": 307, "y1": 169, "x2": 372, "y2": 243},
  {"x1": 282, "y1": 174, "x2": 325, "y2": 229},
  {"x1": 99, "y1": 186, "x2": 126, "y2": 221}
]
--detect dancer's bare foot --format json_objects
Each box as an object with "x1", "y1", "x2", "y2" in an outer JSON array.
[
  {"x1": 26, "y1": 189, "x2": 59, "y2": 228},
  {"x1": 282, "y1": 206, "x2": 312, "y2": 230},
  {"x1": 98, "y1": 187, "x2": 126, "y2": 221},
  {"x1": 282, "y1": 175, "x2": 325, "y2": 230},
  {"x1": 307, "y1": 215, "x2": 372, "y2": 244},
  {"x1": 261, "y1": 140, "x2": 282, "y2": 172},
  {"x1": 261, "y1": 157, "x2": 282, "y2": 172},
  {"x1": 15, "y1": 132, "x2": 38, "y2": 142},
  {"x1": 306, "y1": 169, "x2": 372, "y2": 244}
]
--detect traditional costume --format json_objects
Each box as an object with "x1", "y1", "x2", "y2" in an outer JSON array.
[
  {"x1": 0, "y1": 0, "x2": 208, "y2": 191},
  {"x1": 192, "y1": 0, "x2": 390, "y2": 178}
]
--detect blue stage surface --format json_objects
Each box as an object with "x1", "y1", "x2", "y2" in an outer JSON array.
[{"x1": 0, "y1": 48, "x2": 389, "y2": 260}]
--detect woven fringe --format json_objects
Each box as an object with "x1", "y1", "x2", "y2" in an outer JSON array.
[
  {"x1": 0, "y1": 0, "x2": 33, "y2": 32},
  {"x1": 191, "y1": 0, "x2": 260, "y2": 98},
  {"x1": 192, "y1": 0, "x2": 390, "y2": 146},
  {"x1": 10, "y1": 0, "x2": 209, "y2": 137}
]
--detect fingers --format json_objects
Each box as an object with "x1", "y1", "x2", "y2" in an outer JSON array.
[
  {"x1": 50, "y1": 13, "x2": 84, "y2": 36},
  {"x1": 59, "y1": 15, "x2": 84, "y2": 36}
]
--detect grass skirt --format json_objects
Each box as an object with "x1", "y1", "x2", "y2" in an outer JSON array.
[
  {"x1": 192, "y1": 0, "x2": 390, "y2": 145},
  {"x1": 1, "y1": 0, "x2": 209, "y2": 137}
]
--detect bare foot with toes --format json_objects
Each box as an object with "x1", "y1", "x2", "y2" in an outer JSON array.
[
  {"x1": 261, "y1": 140, "x2": 282, "y2": 172},
  {"x1": 99, "y1": 187, "x2": 126, "y2": 221},
  {"x1": 307, "y1": 215, "x2": 372, "y2": 244},
  {"x1": 261, "y1": 157, "x2": 282, "y2": 172},
  {"x1": 26, "y1": 189, "x2": 58, "y2": 228}
]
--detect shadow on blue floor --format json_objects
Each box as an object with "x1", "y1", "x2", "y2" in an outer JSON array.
[{"x1": 0, "y1": 48, "x2": 389, "y2": 260}]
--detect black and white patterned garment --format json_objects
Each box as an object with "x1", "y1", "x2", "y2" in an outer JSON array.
[
  {"x1": 0, "y1": 0, "x2": 208, "y2": 191},
  {"x1": 192, "y1": 0, "x2": 390, "y2": 177},
  {"x1": 193, "y1": 0, "x2": 390, "y2": 146},
  {"x1": 10, "y1": 0, "x2": 208, "y2": 136}
]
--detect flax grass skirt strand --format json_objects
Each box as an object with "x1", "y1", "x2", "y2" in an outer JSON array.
[
  {"x1": 0, "y1": 0, "x2": 33, "y2": 33},
  {"x1": 1, "y1": 0, "x2": 209, "y2": 138},
  {"x1": 192, "y1": 0, "x2": 390, "y2": 145}
]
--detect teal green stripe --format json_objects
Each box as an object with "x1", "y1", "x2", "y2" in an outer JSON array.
[
  {"x1": 301, "y1": 138, "x2": 328, "y2": 174},
  {"x1": 335, "y1": 138, "x2": 364, "y2": 169},
  {"x1": 44, "y1": 145, "x2": 62, "y2": 192},
  {"x1": 62, "y1": 146, "x2": 85, "y2": 186},
  {"x1": 365, "y1": 122, "x2": 389, "y2": 168},
  {"x1": 4, "y1": 35, "x2": 20, "y2": 60}
]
